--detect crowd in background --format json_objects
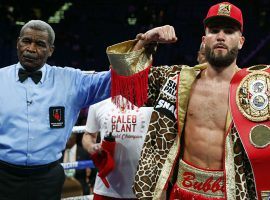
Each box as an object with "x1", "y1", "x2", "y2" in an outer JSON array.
[
  {"x1": 0, "y1": 0, "x2": 270, "y2": 71},
  {"x1": 0, "y1": 0, "x2": 269, "y2": 198}
]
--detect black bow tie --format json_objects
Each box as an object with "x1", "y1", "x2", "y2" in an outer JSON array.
[{"x1": 18, "y1": 68, "x2": 42, "y2": 84}]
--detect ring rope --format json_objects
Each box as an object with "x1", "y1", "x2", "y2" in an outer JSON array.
[
  {"x1": 62, "y1": 194, "x2": 93, "y2": 200},
  {"x1": 72, "y1": 126, "x2": 86, "y2": 134},
  {"x1": 61, "y1": 160, "x2": 95, "y2": 169}
]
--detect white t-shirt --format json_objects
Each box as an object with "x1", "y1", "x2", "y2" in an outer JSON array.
[{"x1": 86, "y1": 98, "x2": 153, "y2": 198}]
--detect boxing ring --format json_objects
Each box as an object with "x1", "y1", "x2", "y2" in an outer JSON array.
[
  {"x1": 61, "y1": 125, "x2": 94, "y2": 200},
  {"x1": 62, "y1": 194, "x2": 93, "y2": 200}
]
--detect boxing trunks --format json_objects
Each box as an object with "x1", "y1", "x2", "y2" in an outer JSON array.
[{"x1": 170, "y1": 159, "x2": 225, "y2": 200}]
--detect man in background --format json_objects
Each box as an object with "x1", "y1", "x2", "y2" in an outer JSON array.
[
  {"x1": 82, "y1": 97, "x2": 153, "y2": 200},
  {"x1": 197, "y1": 42, "x2": 206, "y2": 64}
]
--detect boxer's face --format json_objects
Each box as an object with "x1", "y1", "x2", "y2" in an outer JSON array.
[{"x1": 202, "y1": 19, "x2": 245, "y2": 68}]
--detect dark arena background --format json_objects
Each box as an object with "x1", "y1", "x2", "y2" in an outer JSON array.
[
  {"x1": 0, "y1": 0, "x2": 269, "y2": 71},
  {"x1": 0, "y1": 1, "x2": 269, "y2": 199}
]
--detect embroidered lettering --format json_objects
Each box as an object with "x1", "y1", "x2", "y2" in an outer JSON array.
[{"x1": 181, "y1": 171, "x2": 224, "y2": 193}]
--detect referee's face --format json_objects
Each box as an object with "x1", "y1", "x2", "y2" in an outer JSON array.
[{"x1": 17, "y1": 27, "x2": 54, "y2": 71}]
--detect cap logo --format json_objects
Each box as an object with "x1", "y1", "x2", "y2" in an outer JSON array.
[{"x1": 218, "y1": 4, "x2": 231, "y2": 16}]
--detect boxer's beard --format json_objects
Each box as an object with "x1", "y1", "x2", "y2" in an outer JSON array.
[{"x1": 205, "y1": 45, "x2": 238, "y2": 69}]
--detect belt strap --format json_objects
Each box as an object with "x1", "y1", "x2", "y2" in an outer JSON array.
[{"x1": 230, "y1": 66, "x2": 270, "y2": 199}]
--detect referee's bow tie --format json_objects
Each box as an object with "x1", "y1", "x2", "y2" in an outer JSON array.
[{"x1": 18, "y1": 68, "x2": 42, "y2": 84}]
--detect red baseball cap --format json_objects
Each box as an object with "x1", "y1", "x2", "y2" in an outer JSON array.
[{"x1": 204, "y1": 2, "x2": 243, "y2": 32}]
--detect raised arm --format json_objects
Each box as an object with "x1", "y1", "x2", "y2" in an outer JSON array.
[
  {"x1": 133, "y1": 25, "x2": 178, "y2": 51},
  {"x1": 106, "y1": 25, "x2": 179, "y2": 108}
]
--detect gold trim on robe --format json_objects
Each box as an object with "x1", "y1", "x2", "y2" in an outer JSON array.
[{"x1": 106, "y1": 40, "x2": 153, "y2": 76}]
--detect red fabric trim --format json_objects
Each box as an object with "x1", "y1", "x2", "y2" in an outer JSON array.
[
  {"x1": 91, "y1": 140, "x2": 116, "y2": 188},
  {"x1": 111, "y1": 65, "x2": 151, "y2": 108},
  {"x1": 170, "y1": 183, "x2": 225, "y2": 200}
]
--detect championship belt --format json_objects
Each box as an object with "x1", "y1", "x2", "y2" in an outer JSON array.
[{"x1": 230, "y1": 65, "x2": 270, "y2": 200}]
